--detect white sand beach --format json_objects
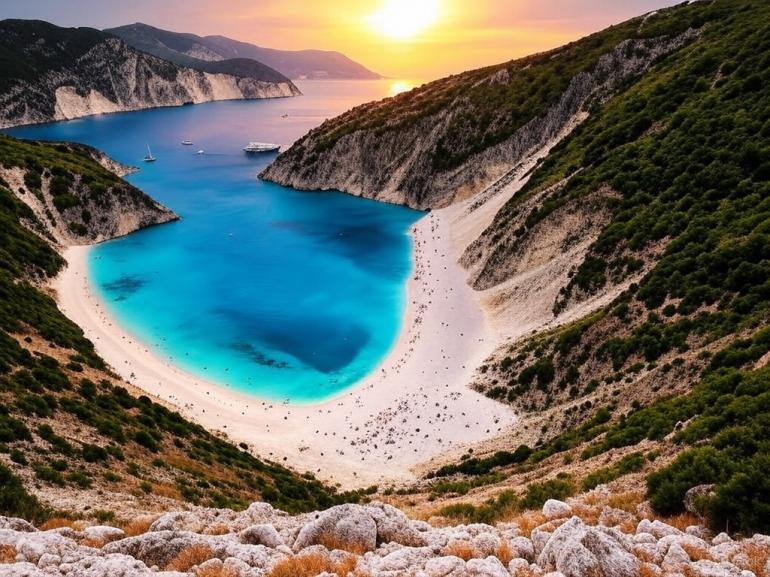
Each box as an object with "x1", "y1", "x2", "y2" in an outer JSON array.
[{"x1": 55, "y1": 207, "x2": 518, "y2": 489}]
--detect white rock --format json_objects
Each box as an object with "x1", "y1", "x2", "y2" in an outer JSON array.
[
  {"x1": 509, "y1": 536, "x2": 535, "y2": 562},
  {"x1": 472, "y1": 533, "x2": 501, "y2": 557},
  {"x1": 543, "y1": 500, "x2": 573, "y2": 520},
  {"x1": 466, "y1": 556, "x2": 510, "y2": 577},
  {"x1": 424, "y1": 555, "x2": 466, "y2": 577},
  {"x1": 662, "y1": 543, "x2": 691, "y2": 571},
  {"x1": 293, "y1": 504, "x2": 377, "y2": 552},
  {"x1": 239, "y1": 524, "x2": 284, "y2": 548},
  {"x1": 712, "y1": 533, "x2": 733, "y2": 546},
  {"x1": 83, "y1": 526, "x2": 126, "y2": 543}
]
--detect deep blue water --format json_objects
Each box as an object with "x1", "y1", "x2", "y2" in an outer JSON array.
[{"x1": 6, "y1": 81, "x2": 423, "y2": 402}]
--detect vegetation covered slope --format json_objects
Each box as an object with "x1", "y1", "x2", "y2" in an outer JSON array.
[
  {"x1": 103, "y1": 23, "x2": 292, "y2": 84},
  {"x1": 261, "y1": 4, "x2": 703, "y2": 208},
  {"x1": 0, "y1": 136, "x2": 361, "y2": 523},
  {"x1": 419, "y1": 0, "x2": 770, "y2": 534},
  {"x1": 107, "y1": 22, "x2": 381, "y2": 80},
  {"x1": 0, "y1": 20, "x2": 299, "y2": 129}
]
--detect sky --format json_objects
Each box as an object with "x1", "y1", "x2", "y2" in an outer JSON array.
[{"x1": 1, "y1": 0, "x2": 684, "y2": 80}]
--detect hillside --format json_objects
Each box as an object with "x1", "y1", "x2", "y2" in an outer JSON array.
[
  {"x1": 262, "y1": 0, "x2": 770, "y2": 536},
  {"x1": 0, "y1": 20, "x2": 300, "y2": 129},
  {"x1": 0, "y1": 135, "x2": 362, "y2": 525},
  {"x1": 107, "y1": 23, "x2": 381, "y2": 80}
]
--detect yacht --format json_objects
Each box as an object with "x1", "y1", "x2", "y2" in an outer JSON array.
[
  {"x1": 143, "y1": 144, "x2": 156, "y2": 163},
  {"x1": 243, "y1": 142, "x2": 281, "y2": 153},
  {"x1": 181, "y1": 139, "x2": 193, "y2": 146}
]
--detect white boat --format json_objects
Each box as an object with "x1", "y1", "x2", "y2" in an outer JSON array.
[
  {"x1": 181, "y1": 139, "x2": 193, "y2": 146},
  {"x1": 143, "y1": 144, "x2": 156, "y2": 163},
  {"x1": 243, "y1": 142, "x2": 281, "y2": 153},
  {"x1": 196, "y1": 149, "x2": 205, "y2": 155}
]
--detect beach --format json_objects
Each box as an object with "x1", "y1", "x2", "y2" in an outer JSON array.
[{"x1": 55, "y1": 207, "x2": 518, "y2": 489}]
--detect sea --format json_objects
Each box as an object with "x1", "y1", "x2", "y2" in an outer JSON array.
[{"x1": 6, "y1": 80, "x2": 424, "y2": 403}]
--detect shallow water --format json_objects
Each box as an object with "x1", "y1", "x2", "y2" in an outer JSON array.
[{"x1": 7, "y1": 80, "x2": 423, "y2": 402}]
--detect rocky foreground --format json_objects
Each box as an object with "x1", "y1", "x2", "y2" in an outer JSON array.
[{"x1": 1, "y1": 493, "x2": 768, "y2": 577}]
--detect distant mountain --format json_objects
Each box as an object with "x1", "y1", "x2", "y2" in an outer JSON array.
[
  {"x1": 106, "y1": 22, "x2": 381, "y2": 80},
  {"x1": 0, "y1": 20, "x2": 300, "y2": 128}
]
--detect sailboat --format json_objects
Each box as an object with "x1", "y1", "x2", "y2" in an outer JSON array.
[{"x1": 143, "y1": 144, "x2": 156, "y2": 163}]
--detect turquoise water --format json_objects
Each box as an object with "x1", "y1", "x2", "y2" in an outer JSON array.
[{"x1": 6, "y1": 81, "x2": 423, "y2": 403}]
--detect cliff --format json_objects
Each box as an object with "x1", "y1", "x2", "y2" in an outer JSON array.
[
  {"x1": 0, "y1": 20, "x2": 300, "y2": 129},
  {"x1": 0, "y1": 136, "x2": 177, "y2": 245},
  {"x1": 260, "y1": 20, "x2": 698, "y2": 210}
]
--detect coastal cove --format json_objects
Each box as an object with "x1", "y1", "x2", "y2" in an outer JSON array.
[
  {"x1": 6, "y1": 81, "x2": 518, "y2": 486},
  {"x1": 7, "y1": 81, "x2": 423, "y2": 403}
]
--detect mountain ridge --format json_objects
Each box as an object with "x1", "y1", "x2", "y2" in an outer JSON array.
[{"x1": 107, "y1": 22, "x2": 381, "y2": 80}]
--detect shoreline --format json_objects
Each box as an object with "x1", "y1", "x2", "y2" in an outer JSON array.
[{"x1": 55, "y1": 208, "x2": 518, "y2": 489}]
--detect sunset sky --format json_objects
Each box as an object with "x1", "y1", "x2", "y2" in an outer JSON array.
[{"x1": 2, "y1": 0, "x2": 683, "y2": 79}]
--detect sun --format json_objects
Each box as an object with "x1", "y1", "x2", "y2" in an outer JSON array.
[{"x1": 368, "y1": 0, "x2": 440, "y2": 41}]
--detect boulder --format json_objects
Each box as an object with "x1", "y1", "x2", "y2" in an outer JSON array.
[
  {"x1": 239, "y1": 524, "x2": 283, "y2": 548},
  {"x1": 472, "y1": 533, "x2": 502, "y2": 557},
  {"x1": 581, "y1": 529, "x2": 639, "y2": 577},
  {"x1": 509, "y1": 536, "x2": 535, "y2": 562},
  {"x1": 662, "y1": 543, "x2": 690, "y2": 571},
  {"x1": 684, "y1": 485, "x2": 716, "y2": 518},
  {"x1": 292, "y1": 505, "x2": 377, "y2": 552},
  {"x1": 378, "y1": 547, "x2": 433, "y2": 572},
  {"x1": 0, "y1": 517, "x2": 36, "y2": 533},
  {"x1": 466, "y1": 556, "x2": 510, "y2": 577},
  {"x1": 425, "y1": 556, "x2": 466, "y2": 577},
  {"x1": 543, "y1": 500, "x2": 573, "y2": 520},
  {"x1": 83, "y1": 526, "x2": 126, "y2": 543},
  {"x1": 367, "y1": 502, "x2": 427, "y2": 547}
]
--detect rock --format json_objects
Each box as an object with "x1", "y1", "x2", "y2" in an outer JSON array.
[
  {"x1": 425, "y1": 556, "x2": 466, "y2": 577},
  {"x1": 0, "y1": 561, "x2": 45, "y2": 576},
  {"x1": 662, "y1": 543, "x2": 691, "y2": 571},
  {"x1": 367, "y1": 502, "x2": 427, "y2": 547},
  {"x1": 686, "y1": 526, "x2": 711, "y2": 540},
  {"x1": 684, "y1": 485, "x2": 716, "y2": 518},
  {"x1": 378, "y1": 547, "x2": 433, "y2": 572},
  {"x1": 637, "y1": 519, "x2": 682, "y2": 539},
  {"x1": 472, "y1": 533, "x2": 501, "y2": 557},
  {"x1": 509, "y1": 536, "x2": 535, "y2": 562},
  {"x1": 581, "y1": 529, "x2": 639, "y2": 577},
  {"x1": 543, "y1": 500, "x2": 573, "y2": 520},
  {"x1": 531, "y1": 528, "x2": 553, "y2": 557},
  {"x1": 83, "y1": 526, "x2": 126, "y2": 543},
  {"x1": 712, "y1": 533, "x2": 733, "y2": 546},
  {"x1": 466, "y1": 556, "x2": 510, "y2": 577},
  {"x1": 689, "y1": 560, "x2": 745, "y2": 577},
  {"x1": 292, "y1": 505, "x2": 377, "y2": 552},
  {"x1": 554, "y1": 541, "x2": 600, "y2": 577},
  {"x1": 239, "y1": 524, "x2": 283, "y2": 548},
  {"x1": 102, "y1": 530, "x2": 219, "y2": 568},
  {"x1": 0, "y1": 517, "x2": 36, "y2": 533},
  {"x1": 508, "y1": 558, "x2": 531, "y2": 573},
  {"x1": 538, "y1": 517, "x2": 589, "y2": 567}
]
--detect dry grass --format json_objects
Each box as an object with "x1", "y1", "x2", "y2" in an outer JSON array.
[
  {"x1": 40, "y1": 517, "x2": 77, "y2": 530},
  {"x1": 205, "y1": 523, "x2": 230, "y2": 536},
  {"x1": 510, "y1": 511, "x2": 548, "y2": 537},
  {"x1": 0, "y1": 545, "x2": 17, "y2": 564},
  {"x1": 741, "y1": 543, "x2": 770, "y2": 577},
  {"x1": 495, "y1": 541, "x2": 514, "y2": 565},
  {"x1": 196, "y1": 565, "x2": 241, "y2": 577},
  {"x1": 318, "y1": 533, "x2": 370, "y2": 555},
  {"x1": 639, "y1": 562, "x2": 660, "y2": 577},
  {"x1": 166, "y1": 544, "x2": 215, "y2": 572},
  {"x1": 80, "y1": 536, "x2": 108, "y2": 549},
  {"x1": 607, "y1": 491, "x2": 644, "y2": 514},
  {"x1": 121, "y1": 516, "x2": 157, "y2": 537},
  {"x1": 152, "y1": 483, "x2": 182, "y2": 500},
  {"x1": 662, "y1": 513, "x2": 700, "y2": 532},
  {"x1": 510, "y1": 567, "x2": 538, "y2": 577},
  {"x1": 266, "y1": 552, "x2": 358, "y2": 577},
  {"x1": 571, "y1": 504, "x2": 601, "y2": 525},
  {"x1": 634, "y1": 547, "x2": 656, "y2": 563},
  {"x1": 682, "y1": 544, "x2": 712, "y2": 562},
  {"x1": 444, "y1": 541, "x2": 478, "y2": 561}
]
